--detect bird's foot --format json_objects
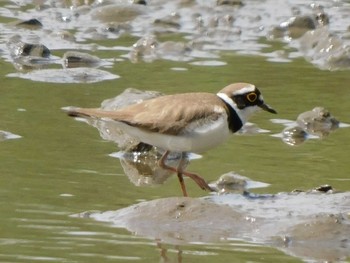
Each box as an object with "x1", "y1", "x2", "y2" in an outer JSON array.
[
  {"x1": 158, "y1": 151, "x2": 213, "y2": 194},
  {"x1": 181, "y1": 170, "x2": 213, "y2": 192}
]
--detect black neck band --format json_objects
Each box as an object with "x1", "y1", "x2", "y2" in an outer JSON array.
[{"x1": 221, "y1": 100, "x2": 243, "y2": 133}]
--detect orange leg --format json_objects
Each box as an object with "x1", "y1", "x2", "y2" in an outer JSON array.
[
  {"x1": 177, "y1": 171, "x2": 188, "y2": 197},
  {"x1": 159, "y1": 151, "x2": 212, "y2": 196}
]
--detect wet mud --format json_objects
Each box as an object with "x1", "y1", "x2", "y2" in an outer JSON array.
[{"x1": 79, "y1": 190, "x2": 350, "y2": 262}]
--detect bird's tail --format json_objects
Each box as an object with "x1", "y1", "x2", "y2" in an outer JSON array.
[{"x1": 62, "y1": 106, "x2": 114, "y2": 118}]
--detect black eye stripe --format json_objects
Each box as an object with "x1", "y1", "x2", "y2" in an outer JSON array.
[{"x1": 232, "y1": 90, "x2": 263, "y2": 109}]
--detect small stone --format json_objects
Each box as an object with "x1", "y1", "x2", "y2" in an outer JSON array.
[
  {"x1": 296, "y1": 107, "x2": 339, "y2": 137},
  {"x1": 63, "y1": 51, "x2": 102, "y2": 68},
  {"x1": 282, "y1": 126, "x2": 308, "y2": 146},
  {"x1": 15, "y1": 18, "x2": 43, "y2": 29},
  {"x1": 217, "y1": 0, "x2": 244, "y2": 6}
]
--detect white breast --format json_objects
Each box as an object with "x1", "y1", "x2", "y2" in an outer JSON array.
[{"x1": 110, "y1": 113, "x2": 230, "y2": 153}]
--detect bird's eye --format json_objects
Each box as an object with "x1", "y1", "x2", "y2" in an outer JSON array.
[{"x1": 247, "y1": 92, "x2": 257, "y2": 102}]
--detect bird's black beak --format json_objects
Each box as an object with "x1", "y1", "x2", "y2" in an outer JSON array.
[{"x1": 259, "y1": 103, "x2": 277, "y2": 114}]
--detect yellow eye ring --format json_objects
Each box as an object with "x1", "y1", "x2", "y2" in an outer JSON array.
[{"x1": 247, "y1": 92, "x2": 257, "y2": 102}]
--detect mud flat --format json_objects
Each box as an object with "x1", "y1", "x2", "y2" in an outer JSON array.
[{"x1": 78, "y1": 190, "x2": 350, "y2": 262}]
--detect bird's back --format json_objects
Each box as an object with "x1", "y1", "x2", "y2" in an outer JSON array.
[{"x1": 67, "y1": 92, "x2": 229, "y2": 136}]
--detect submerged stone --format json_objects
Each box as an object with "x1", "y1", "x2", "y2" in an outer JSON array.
[
  {"x1": 217, "y1": 0, "x2": 244, "y2": 6},
  {"x1": 296, "y1": 107, "x2": 339, "y2": 137},
  {"x1": 7, "y1": 68, "x2": 119, "y2": 83},
  {"x1": 63, "y1": 51, "x2": 103, "y2": 68},
  {"x1": 282, "y1": 126, "x2": 308, "y2": 146},
  {"x1": 8, "y1": 39, "x2": 50, "y2": 58},
  {"x1": 270, "y1": 13, "x2": 329, "y2": 39},
  {"x1": 14, "y1": 18, "x2": 43, "y2": 29},
  {"x1": 92, "y1": 4, "x2": 145, "y2": 23}
]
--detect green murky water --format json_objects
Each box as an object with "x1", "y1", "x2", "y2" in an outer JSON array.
[
  {"x1": 1, "y1": 52, "x2": 350, "y2": 262},
  {"x1": 1, "y1": 1, "x2": 350, "y2": 262}
]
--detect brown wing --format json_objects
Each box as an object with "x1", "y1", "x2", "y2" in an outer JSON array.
[{"x1": 66, "y1": 92, "x2": 228, "y2": 135}]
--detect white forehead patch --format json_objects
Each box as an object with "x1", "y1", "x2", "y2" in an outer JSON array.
[{"x1": 232, "y1": 84, "x2": 255, "y2": 95}]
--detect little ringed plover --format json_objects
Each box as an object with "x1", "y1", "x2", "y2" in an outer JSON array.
[{"x1": 66, "y1": 82, "x2": 276, "y2": 196}]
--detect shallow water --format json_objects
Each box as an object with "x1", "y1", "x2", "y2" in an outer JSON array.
[{"x1": 0, "y1": 1, "x2": 350, "y2": 262}]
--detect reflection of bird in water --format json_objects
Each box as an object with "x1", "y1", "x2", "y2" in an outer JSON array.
[
  {"x1": 157, "y1": 242, "x2": 182, "y2": 263},
  {"x1": 65, "y1": 83, "x2": 276, "y2": 196},
  {"x1": 111, "y1": 146, "x2": 187, "y2": 187}
]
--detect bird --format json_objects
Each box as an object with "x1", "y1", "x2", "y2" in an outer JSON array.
[{"x1": 65, "y1": 82, "x2": 276, "y2": 196}]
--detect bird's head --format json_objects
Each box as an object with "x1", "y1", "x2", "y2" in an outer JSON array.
[{"x1": 217, "y1": 82, "x2": 277, "y2": 123}]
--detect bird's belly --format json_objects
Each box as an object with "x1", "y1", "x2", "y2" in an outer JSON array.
[{"x1": 113, "y1": 116, "x2": 230, "y2": 153}]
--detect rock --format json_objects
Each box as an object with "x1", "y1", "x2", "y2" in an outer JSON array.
[
  {"x1": 91, "y1": 4, "x2": 145, "y2": 23},
  {"x1": 62, "y1": 51, "x2": 103, "y2": 68},
  {"x1": 153, "y1": 13, "x2": 181, "y2": 30},
  {"x1": 14, "y1": 18, "x2": 43, "y2": 29},
  {"x1": 7, "y1": 37, "x2": 50, "y2": 58},
  {"x1": 299, "y1": 27, "x2": 350, "y2": 70},
  {"x1": 100, "y1": 88, "x2": 163, "y2": 110},
  {"x1": 217, "y1": 0, "x2": 244, "y2": 6},
  {"x1": 271, "y1": 13, "x2": 329, "y2": 39},
  {"x1": 272, "y1": 107, "x2": 343, "y2": 146},
  {"x1": 129, "y1": 35, "x2": 159, "y2": 63},
  {"x1": 7, "y1": 68, "x2": 119, "y2": 83},
  {"x1": 296, "y1": 107, "x2": 339, "y2": 137},
  {"x1": 282, "y1": 126, "x2": 308, "y2": 146},
  {"x1": 6, "y1": 36, "x2": 52, "y2": 70},
  {"x1": 133, "y1": 0, "x2": 147, "y2": 5},
  {"x1": 80, "y1": 190, "x2": 350, "y2": 262}
]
